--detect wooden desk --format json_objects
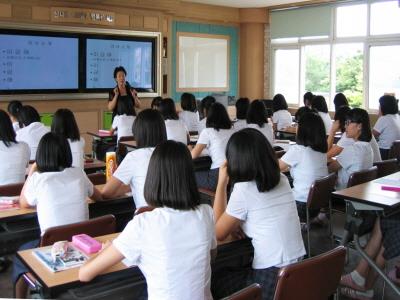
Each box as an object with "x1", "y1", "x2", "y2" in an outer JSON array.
[
  {"x1": 84, "y1": 159, "x2": 106, "y2": 173},
  {"x1": 118, "y1": 140, "x2": 137, "y2": 149},
  {"x1": 87, "y1": 131, "x2": 115, "y2": 139},
  {"x1": 277, "y1": 126, "x2": 297, "y2": 135}
]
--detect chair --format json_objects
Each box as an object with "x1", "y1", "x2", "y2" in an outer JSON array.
[
  {"x1": 347, "y1": 166, "x2": 378, "y2": 188},
  {"x1": 373, "y1": 159, "x2": 399, "y2": 178},
  {"x1": 0, "y1": 182, "x2": 24, "y2": 196},
  {"x1": 116, "y1": 136, "x2": 135, "y2": 165},
  {"x1": 224, "y1": 283, "x2": 262, "y2": 300},
  {"x1": 87, "y1": 173, "x2": 106, "y2": 185},
  {"x1": 273, "y1": 246, "x2": 346, "y2": 300},
  {"x1": 389, "y1": 140, "x2": 400, "y2": 162}
]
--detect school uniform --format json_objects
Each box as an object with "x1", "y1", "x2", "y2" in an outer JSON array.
[
  {"x1": 272, "y1": 110, "x2": 292, "y2": 130},
  {"x1": 337, "y1": 133, "x2": 382, "y2": 163},
  {"x1": 113, "y1": 204, "x2": 216, "y2": 300},
  {"x1": 111, "y1": 114, "x2": 136, "y2": 141},
  {"x1": 179, "y1": 110, "x2": 199, "y2": 132},
  {"x1": 373, "y1": 114, "x2": 400, "y2": 159},
  {"x1": 12, "y1": 121, "x2": 20, "y2": 133},
  {"x1": 198, "y1": 118, "x2": 207, "y2": 135},
  {"x1": 233, "y1": 119, "x2": 247, "y2": 131},
  {"x1": 165, "y1": 119, "x2": 189, "y2": 144},
  {"x1": 0, "y1": 141, "x2": 30, "y2": 185},
  {"x1": 16, "y1": 122, "x2": 50, "y2": 160},
  {"x1": 69, "y1": 138, "x2": 85, "y2": 169},
  {"x1": 317, "y1": 112, "x2": 332, "y2": 135},
  {"x1": 247, "y1": 123, "x2": 274, "y2": 145}
]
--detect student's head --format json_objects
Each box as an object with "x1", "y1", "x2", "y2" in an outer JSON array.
[
  {"x1": 311, "y1": 95, "x2": 328, "y2": 113},
  {"x1": 51, "y1": 109, "x2": 80, "y2": 142},
  {"x1": 180, "y1": 93, "x2": 197, "y2": 112},
  {"x1": 226, "y1": 128, "x2": 280, "y2": 192},
  {"x1": 7, "y1": 100, "x2": 23, "y2": 120},
  {"x1": 200, "y1": 96, "x2": 216, "y2": 118},
  {"x1": 36, "y1": 132, "x2": 72, "y2": 173},
  {"x1": 0, "y1": 109, "x2": 17, "y2": 147},
  {"x1": 272, "y1": 94, "x2": 288, "y2": 112},
  {"x1": 151, "y1": 96, "x2": 163, "y2": 110},
  {"x1": 303, "y1": 92, "x2": 314, "y2": 107},
  {"x1": 159, "y1": 98, "x2": 179, "y2": 120},
  {"x1": 295, "y1": 106, "x2": 313, "y2": 122},
  {"x1": 345, "y1": 108, "x2": 372, "y2": 142},
  {"x1": 235, "y1": 98, "x2": 250, "y2": 120},
  {"x1": 206, "y1": 102, "x2": 232, "y2": 130},
  {"x1": 334, "y1": 105, "x2": 351, "y2": 133},
  {"x1": 132, "y1": 109, "x2": 167, "y2": 148},
  {"x1": 333, "y1": 93, "x2": 349, "y2": 111},
  {"x1": 379, "y1": 95, "x2": 398, "y2": 115},
  {"x1": 113, "y1": 66, "x2": 127, "y2": 85},
  {"x1": 246, "y1": 100, "x2": 268, "y2": 127},
  {"x1": 18, "y1": 105, "x2": 41, "y2": 127},
  {"x1": 144, "y1": 140, "x2": 200, "y2": 210},
  {"x1": 116, "y1": 97, "x2": 136, "y2": 116},
  {"x1": 296, "y1": 113, "x2": 328, "y2": 153}
]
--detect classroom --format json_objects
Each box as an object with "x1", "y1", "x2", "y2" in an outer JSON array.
[{"x1": 0, "y1": 0, "x2": 400, "y2": 299}]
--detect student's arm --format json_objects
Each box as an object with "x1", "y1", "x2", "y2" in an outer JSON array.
[
  {"x1": 191, "y1": 143, "x2": 206, "y2": 159},
  {"x1": 328, "y1": 160, "x2": 342, "y2": 173},
  {"x1": 279, "y1": 159, "x2": 290, "y2": 172},
  {"x1": 327, "y1": 145, "x2": 343, "y2": 160},
  {"x1": 273, "y1": 123, "x2": 278, "y2": 132},
  {"x1": 101, "y1": 176, "x2": 125, "y2": 199},
  {"x1": 90, "y1": 186, "x2": 103, "y2": 202},
  {"x1": 327, "y1": 120, "x2": 341, "y2": 150},
  {"x1": 19, "y1": 163, "x2": 37, "y2": 208}
]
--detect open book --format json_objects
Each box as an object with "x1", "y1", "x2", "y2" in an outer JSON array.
[{"x1": 0, "y1": 196, "x2": 19, "y2": 211}]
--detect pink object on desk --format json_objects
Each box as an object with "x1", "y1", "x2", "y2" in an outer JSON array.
[
  {"x1": 72, "y1": 234, "x2": 102, "y2": 254},
  {"x1": 98, "y1": 130, "x2": 112, "y2": 137},
  {"x1": 381, "y1": 185, "x2": 400, "y2": 192}
]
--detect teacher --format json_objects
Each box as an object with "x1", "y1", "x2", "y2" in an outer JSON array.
[{"x1": 108, "y1": 66, "x2": 141, "y2": 119}]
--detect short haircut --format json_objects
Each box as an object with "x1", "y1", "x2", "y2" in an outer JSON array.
[
  {"x1": 36, "y1": 132, "x2": 72, "y2": 173},
  {"x1": 18, "y1": 105, "x2": 41, "y2": 127},
  {"x1": 0, "y1": 109, "x2": 17, "y2": 147},
  {"x1": 379, "y1": 95, "x2": 398, "y2": 115},
  {"x1": 7, "y1": 100, "x2": 23, "y2": 118},
  {"x1": 116, "y1": 97, "x2": 136, "y2": 116},
  {"x1": 51, "y1": 109, "x2": 80, "y2": 142},
  {"x1": 206, "y1": 102, "x2": 232, "y2": 130},
  {"x1": 151, "y1": 96, "x2": 163, "y2": 110},
  {"x1": 200, "y1": 96, "x2": 216, "y2": 118},
  {"x1": 132, "y1": 109, "x2": 167, "y2": 148},
  {"x1": 334, "y1": 105, "x2": 351, "y2": 133},
  {"x1": 272, "y1": 94, "x2": 288, "y2": 112},
  {"x1": 113, "y1": 66, "x2": 127, "y2": 78},
  {"x1": 303, "y1": 92, "x2": 314, "y2": 106},
  {"x1": 311, "y1": 95, "x2": 329, "y2": 113},
  {"x1": 180, "y1": 93, "x2": 197, "y2": 112},
  {"x1": 159, "y1": 98, "x2": 179, "y2": 120},
  {"x1": 333, "y1": 93, "x2": 349, "y2": 111},
  {"x1": 235, "y1": 98, "x2": 250, "y2": 120},
  {"x1": 247, "y1": 100, "x2": 268, "y2": 127},
  {"x1": 226, "y1": 128, "x2": 280, "y2": 192},
  {"x1": 296, "y1": 112, "x2": 328, "y2": 153},
  {"x1": 144, "y1": 140, "x2": 200, "y2": 210},
  {"x1": 346, "y1": 108, "x2": 372, "y2": 142}
]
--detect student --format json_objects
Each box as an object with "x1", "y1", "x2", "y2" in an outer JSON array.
[
  {"x1": 272, "y1": 94, "x2": 292, "y2": 131},
  {"x1": 51, "y1": 109, "x2": 85, "y2": 169},
  {"x1": 7, "y1": 100, "x2": 23, "y2": 132},
  {"x1": 333, "y1": 93, "x2": 349, "y2": 112},
  {"x1": 294, "y1": 92, "x2": 314, "y2": 122},
  {"x1": 213, "y1": 128, "x2": 305, "y2": 299},
  {"x1": 151, "y1": 96, "x2": 163, "y2": 110},
  {"x1": 102, "y1": 109, "x2": 167, "y2": 208},
  {"x1": 198, "y1": 96, "x2": 216, "y2": 134},
  {"x1": 191, "y1": 102, "x2": 234, "y2": 191},
  {"x1": 16, "y1": 105, "x2": 49, "y2": 160},
  {"x1": 159, "y1": 98, "x2": 189, "y2": 144},
  {"x1": 246, "y1": 100, "x2": 274, "y2": 145},
  {"x1": 328, "y1": 108, "x2": 374, "y2": 190},
  {"x1": 179, "y1": 92, "x2": 199, "y2": 132},
  {"x1": 0, "y1": 109, "x2": 30, "y2": 185},
  {"x1": 372, "y1": 95, "x2": 400, "y2": 160},
  {"x1": 311, "y1": 95, "x2": 332, "y2": 135},
  {"x1": 233, "y1": 97, "x2": 249, "y2": 131},
  {"x1": 80, "y1": 140, "x2": 216, "y2": 300},
  {"x1": 110, "y1": 97, "x2": 136, "y2": 142}
]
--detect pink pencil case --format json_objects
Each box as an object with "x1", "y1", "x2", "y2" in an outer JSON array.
[
  {"x1": 72, "y1": 234, "x2": 102, "y2": 254},
  {"x1": 381, "y1": 185, "x2": 400, "y2": 192}
]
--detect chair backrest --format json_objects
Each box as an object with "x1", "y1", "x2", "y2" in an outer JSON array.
[
  {"x1": 389, "y1": 140, "x2": 400, "y2": 161},
  {"x1": 347, "y1": 166, "x2": 378, "y2": 188},
  {"x1": 275, "y1": 150, "x2": 286, "y2": 159},
  {"x1": 0, "y1": 182, "x2": 24, "y2": 196},
  {"x1": 87, "y1": 173, "x2": 106, "y2": 185},
  {"x1": 225, "y1": 283, "x2": 262, "y2": 300},
  {"x1": 273, "y1": 246, "x2": 346, "y2": 300},
  {"x1": 40, "y1": 214, "x2": 116, "y2": 247},
  {"x1": 373, "y1": 159, "x2": 399, "y2": 178},
  {"x1": 306, "y1": 173, "x2": 337, "y2": 210}
]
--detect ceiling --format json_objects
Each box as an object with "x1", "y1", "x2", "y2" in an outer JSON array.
[{"x1": 181, "y1": 0, "x2": 309, "y2": 8}]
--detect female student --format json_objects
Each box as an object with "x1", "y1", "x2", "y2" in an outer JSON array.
[
  {"x1": 373, "y1": 95, "x2": 400, "y2": 160},
  {"x1": 179, "y1": 92, "x2": 199, "y2": 132},
  {"x1": 272, "y1": 94, "x2": 292, "y2": 131},
  {"x1": 7, "y1": 100, "x2": 23, "y2": 132},
  {"x1": 233, "y1": 97, "x2": 249, "y2": 131},
  {"x1": 16, "y1": 105, "x2": 49, "y2": 160},
  {"x1": 80, "y1": 140, "x2": 216, "y2": 300},
  {"x1": 151, "y1": 96, "x2": 163, "y2": 110},
  {"x1": 198, "y1": 96, "x2": 216, "y2": 134},
  {"x1": 159, "y1": 98, "x2": 189, "y2": 144},
  {"x1": 0, "y1": 109, "x2": 30, "y2": 185},
  {"x1": 102, "y1": 109, "x2": 167, "y2": 208},
  {"x1": 51, "y1": 108, "x2": 85, "y2": 169},
  {"x1": 110, "y1": 98, "x2": 136, "y2": 142},
  {"x1": 191, "y1": 102, "x2": 234, "y2": 191},
  {"x1": 328, "y1": 108, "x2": 374, "y2": 190},
  {"x1": 213, "y1": 128, "x2": 305, "y2": 299},
  {"x1": 246, "y1": 100, "x2": 274, "y2": 145},
  {"x1": 333, "y1": 93, "x2": 349, "y2": 112},
  {"x1": 311, "y1": 95, "x2": 332, "y2": 135},
  {"x1": 294, "y1": 92, "x2": 313, "y2": 122}
]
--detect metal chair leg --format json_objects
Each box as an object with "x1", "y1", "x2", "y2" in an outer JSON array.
[{"x1": 306, "y1": 208, "x2": 311, "y2": 258}]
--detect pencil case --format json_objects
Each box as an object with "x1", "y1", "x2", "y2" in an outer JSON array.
[{"x1": 72, "y1": 234, "x2": 102, "y2": 254}]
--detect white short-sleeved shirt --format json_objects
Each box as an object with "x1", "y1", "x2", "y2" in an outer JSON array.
[
  {"x1": 373, "y1": 114, "x2": 400, "y2": 149},
  {"x1": 16, "y1": 122, "x2": 50, "y2": 160},
  {"x1": 337, "y1": 132, "x2": 382, "y2": 163},
  {"x1": 272, "y1": 110, "x2": 293, "y2": 130},
  {"x1": 197, "y1": 128, "x2": 234, "y2": 169},
  {"x1": 111, "y1": 114, "x2": 135, "y2": 141},
  {"x1": 24, "y1": 168, "x2": 93, "y2": 235},
  {"x1": 113, "y1": 147, "x2": 154, "y2": 208},
  {"x1": 69, "y1": 138, "x2": 85, "y2": 169},
  {"x1": 318, "y1": 112, "x2": 332, "y2": 135},
  {"x1": 226, "y1": 175, "x2": 305, "y2": 269},
  {"x1": 336, "y1": 141, "x2": 373, "y2": 190},
  {"x1": 0, "y1": 141, "x2": 30, "y2": 185},
  {"x1": 165, "y1": 119, "x2": 188, "y2": 144},
  {"x1": 233, "y1": 119, "x2": 247, "y2": 131},
  {"x1": 179, "y1": 111, "x2": 199, "y2": 132},
  {"x1": 113, "y1": 204, "x2": 216, "y2": 300},
  {"x1": 198, "y1": 118, "x2": 207, "y2": 135},
  {"x1": 247, "y1": 123, "x2": 274, "y2": 145},
  {"x1": 12, "y1": 121, "x2": 20, "y2": 133},
  {"x1": 281, "y1": 145, "x2": 328, "y2": 203}
]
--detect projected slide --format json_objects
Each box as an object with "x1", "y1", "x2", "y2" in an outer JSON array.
[
  {"x1": 0, "y1": 35, "x2": 78, "y2": 90},
  {"x1": 86, "y1": 39, "x2": 152, "y2": 89}
]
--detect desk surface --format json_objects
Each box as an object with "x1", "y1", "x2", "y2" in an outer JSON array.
[
  {"x1": 277, "y1": 126, "x2": 297, "y2": 135},
  {"x1": 84, "y1": 159, "x2": 106, "y2": 170},
  {"x1": 87, "y1": 132, "x2": 116, "y2": 139},
  {"x1": 118, "y1": 140, "x2": 137, "y2": 148}
]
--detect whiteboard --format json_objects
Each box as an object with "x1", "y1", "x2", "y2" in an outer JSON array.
[{"x1": 177, "y1": 32, "x2": 229, "y2": 92}]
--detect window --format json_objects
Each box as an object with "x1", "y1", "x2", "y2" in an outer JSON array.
[
  {"x1": 304, "y1": 45, "x2": 330, "y2": 101},
  {"x1": 370, "y1": 1, "x2": 400, "y2": 35},
  {"x1": 336, "y1": 4, "x2": 367, "y2": 37},
  {"x1": 274, "y1": 49, "x2": 299, "y2": 104}
]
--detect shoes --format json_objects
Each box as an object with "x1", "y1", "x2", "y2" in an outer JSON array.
[
  {"x1": 340, "y1": 287, "x2": 373, "y2": 300},
  {"x1": 340, "y1": 273, "x2": 366, "y2": 291},
  {"x1": 310, "y1": 213, "x2": 329, "y2": 227}
]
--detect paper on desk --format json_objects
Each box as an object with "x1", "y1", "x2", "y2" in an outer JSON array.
[
  {"x1": 373, "y1": 178, "x2": 400, "y2": 187},
  {"x1": 0, "y1": 196, "x2": 19, "y2": 204}
]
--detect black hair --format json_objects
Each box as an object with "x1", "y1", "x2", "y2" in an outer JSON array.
[
  {"x1": 116, "y1": 97, "x2": 136, "y2": 116},
  {"x1": 311, "y1": 95, "x2": 329, "y2": 113},
  {"x1": 159, "y1": 98, "x2": 179, "y2": 120},
  {"x1": 36, "y1": 132, "x2": 72, "y2": 173},
  {"x1": 235, "y1": 98, "x2": 250, "y2": 120},
  {"x1": 334, "y1": 105, "x2": 351, "y2": 133},
  {"x1": 7, "y1": 100, "x2": 23, "y2": 119},
  {"x1": 18, "y1": 105, "x2": 41, "y2": 127},
  {"x1": 0, "y1": 109, "x2": 17, "y2": 147},
  {"x1": 200, "y1": 96, "x2": 216, "y2": 119},
  {"x1": 144, "y1": 140, "x2": 200, "y2": 210},
  {"x1": 303, "y1": 92, "x2": 314, "y2": 106},
  {"x1": 333, "y1": 93, "x2": 349, "y2": 111},
  {"x1": 151, "y1": 96, "x2": 163, "y2": 110},
  {"x1": 180, "y1": 93, "x2": 197, "y2": 112},
  {"x1": 132, "y1": 109, "x2": 167, "y2": 148},
  {"x1": 294, "y1": 106, "x2": 313, "y2": 122},
  {"x1": 226, "y1": 128, "x2": 280, "y2": 192},
  {"x1": 206, "y1": 102, "x2": 232, "y2": 130},
  {"x1": 113, "y1": 66, "x2": 127, "y2": 78},
  {"x1": 51, "y1": 109, "x2": 81, "y2": 142},
  {"x1": 296, "y1": 112, "x2": 328, "y2": 153},
  {"x1": 247, "y1": 100, "x2": 268, "y2": 127},
  {"x1": 379, "y1": 95, "x2": 398, "y2": 115},
  {"x1": 272, "y1": 94, "x2": 288, "y2": 112},
  {"x1": 346, "y1": 108, "x2": 372, "y2": 142}
]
